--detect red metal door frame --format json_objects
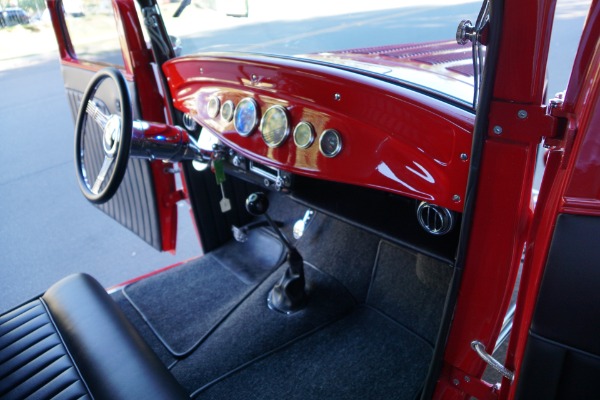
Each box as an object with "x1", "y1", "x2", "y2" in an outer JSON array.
[
  {"x1": 434, "y1": 0, "x2": 559, "y2": 398},
  {"x1": 502, "y1": 1, "x2": 600, "y2": 398}
]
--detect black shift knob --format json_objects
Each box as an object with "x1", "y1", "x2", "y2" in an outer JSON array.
[{"x1": 245, "y1": 192, "x2": 269, "y2": 216}]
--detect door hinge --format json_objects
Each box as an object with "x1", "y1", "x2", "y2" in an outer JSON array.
[
  {"x1": 441, "y1": 363, "x2": 500, "y2": 400},
  {"x1": 543, "y1": 92, "x2": 573, "y2": 148},
  {"x1": 488, "y1": 99, "x2": 566, "y2": 143},
  {"x1": 165, "y1": 189, "x2": 186, "y2": 207}
]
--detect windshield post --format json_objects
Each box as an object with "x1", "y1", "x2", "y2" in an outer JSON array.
[{"x1": 136, "y1": 0, "x2": 174, "y2": 66}]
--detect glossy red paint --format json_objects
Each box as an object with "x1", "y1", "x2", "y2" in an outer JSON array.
[
  {"x1": 47, "y1": 0, "x2": 180, "y2": 252},
  {"x1": 163, "y1": 54, "x2": 474, "y2": 212},
  {"x1": 504, "y1": 2, "x2": 600, "y2": 398},
  {"x1": 493, "y1": 0, "x2": 557, "y2": 104},
  {"x1": 434, "y1": 0, "x2": 558, "y2": 398}
]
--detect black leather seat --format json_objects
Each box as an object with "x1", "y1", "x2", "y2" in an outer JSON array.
[{"x1": 0, "y1": 273, "x2": 188, "y2": 399}]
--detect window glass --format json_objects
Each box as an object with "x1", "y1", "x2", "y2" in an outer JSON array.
[{"x1": 63, "y1": 0, "x2": 124, "y2": 65}]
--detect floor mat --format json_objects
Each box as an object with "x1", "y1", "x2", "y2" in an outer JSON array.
[
  {"x1": 170, "y1": 263, "x2": 356, "y2": 392},
  {"x1": 194, "y1": 306, "x2": 433, "y2": 399},
  {"x1": 123, "y1": 228, "x2": 285, "y2": 356}
]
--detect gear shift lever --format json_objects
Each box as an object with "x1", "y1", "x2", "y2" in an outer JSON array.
[{"x1": 245, "y1": 192, "x2": 307, "y2": 313}]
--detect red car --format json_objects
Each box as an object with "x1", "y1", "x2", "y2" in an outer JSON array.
[{"x1": 1, "y1": 0, "x2": 598, "y2": 399}]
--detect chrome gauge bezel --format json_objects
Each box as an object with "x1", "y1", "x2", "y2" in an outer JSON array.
[
  {"x1": 233, "y1": 98, "x2": 259, "y2": 136},
  {"x1": 319, "y1": 129, "x2": 342, "y2": 158},
  {"x1": 260, "y1": 105, "x2": 290, "y2": 148},
  {"x1": 221, "y1": 100, "x2": 234, "y2": 122},
  {"x1": 293, "y1": 122, "x2": 315, "y2": 149},
  {"x1": 206, "y1": 96, "x2": 220, "y2": 118}
]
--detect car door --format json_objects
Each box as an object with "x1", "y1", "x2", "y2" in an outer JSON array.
[
  {"x1": 46, "y1": 0, "x2": 179, "y2": 251},
  {"x1": 503, "y1": 2, "x2": 600, "y2": 397}
]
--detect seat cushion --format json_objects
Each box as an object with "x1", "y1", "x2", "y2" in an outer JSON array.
[{"x1": 1, "y1": 273, "x2": 188, "y2": 400}]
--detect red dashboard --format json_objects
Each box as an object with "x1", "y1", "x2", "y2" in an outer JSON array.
[{"x1": 163, "y1": 54, "x2": 474, "y2": 212}]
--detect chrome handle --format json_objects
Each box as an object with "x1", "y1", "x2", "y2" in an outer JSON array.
[{"x1": 471, "y1": 340, "x2": 514, "y2": 381}]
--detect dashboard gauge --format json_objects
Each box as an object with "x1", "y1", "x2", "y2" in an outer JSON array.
[
  {"x1": 319, "y1": 129, "x2": 342, "y2": 158},
  {"x1": 234, "y1": 98, "x2": 259, "y2": 136},
  {"x1": 261, "y1": 105, "x2": 290, "y2": 148},
  {"x1": 221, "y1": 100, "x2": 234, "y2": 122},
  {"x1": 206, "y1": 96, "x2": 220, "y2": 118},
  {"x1": 293, "y1": 122, "x2": 315, "y2": 149}
]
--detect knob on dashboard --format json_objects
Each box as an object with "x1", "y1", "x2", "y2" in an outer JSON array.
[{"x1": 245, "y1": 192, "x2": 269, "y2": 216}]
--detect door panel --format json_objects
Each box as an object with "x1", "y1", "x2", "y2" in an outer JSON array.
[
  {"x1": 507, "y1": 2, "x2": 600, "y2": 397},
  {"x1": 62, "y1": 64, "x2": 163, "y2": 250},
  {"x1": 47, "y1": 0, "x2": 177, "y2": 251},
  {"x1": 515, "y1": 214, "x2": 600, "y2": 399}
]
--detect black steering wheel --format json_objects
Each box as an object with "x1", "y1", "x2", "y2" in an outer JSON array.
[{"x1": 74, "y1": 67, "x2": 132, "y2": 204}]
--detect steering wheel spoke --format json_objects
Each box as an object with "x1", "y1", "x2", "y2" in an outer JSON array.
[
  {"x1": 91, "y1": 155, "x2": 116, "y2": 194},
  {"x1": 86, "y1": 100, "x2": 110, "y2": 130}
]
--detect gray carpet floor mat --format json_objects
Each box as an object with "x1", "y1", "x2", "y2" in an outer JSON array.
[
  {"x1": 122, "y1": 228, "x2": 285, "y2": 356},
  {"x1": 194, "y1": 306, "x2": 433, "y2": 399},
  {"x1": 114, "y1": 210, "x2": 453, "y2": 399}
]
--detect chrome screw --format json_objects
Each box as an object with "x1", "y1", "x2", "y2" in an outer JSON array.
[
  {"x1": 334, "y1": 93, "x2": 341, "y2": 101},
  {"x1": 493, "y1": 125, "x2": 503, "y2": 135},
  {"x1": 464, "y1": 376, "x2": 471, "y2": 383},
  {"x1": 452, "y1": 195, "x2": 461, "y2": 202},
  {"x1": 460, "y1": 153, "x2": 469, "y2": 161},
  {"x1": 452, "y1": 378, "x2": 460, "y2": 386},
  {"x1": 517, "y1": 110, "x2": 528, "y2": 119}
]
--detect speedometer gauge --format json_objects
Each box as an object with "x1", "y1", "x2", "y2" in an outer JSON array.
[
  {"x1": 319, "y1": 129, "x2": 342, "y2": 158},
  {"x1": 261, "y1": 105, "x2": 289, "y2": 148},
  {"x1": 234, "y1": 98, "x2": 259, "y2": 136}
]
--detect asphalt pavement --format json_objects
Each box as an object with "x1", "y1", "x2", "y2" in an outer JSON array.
[
  {"x1": 0, "y1": 0, "x2": 591, "y2": 311},
  {"x1": 0, "y1": 59, "x2": 202, "y2": 310}
]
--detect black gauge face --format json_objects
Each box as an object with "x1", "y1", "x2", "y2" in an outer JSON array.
[
  {"x1": 261, "y1": 106, "x2": 289, "y2": 148},
  {"x1": 221, "y1": 100, "x2": 234, "y2": 122},
  {"x1": 234, "y1": 98, "x2": 259, "y2": 136},
  {"x1": 207, "y1": 96, "x2": 220, "y2": 118},
  {"x1": 319, "y1": 129, "x2": 342, "y2": 157},
  {"x1": 293, "y1": 122, "x2": 315, "y2": 149}
]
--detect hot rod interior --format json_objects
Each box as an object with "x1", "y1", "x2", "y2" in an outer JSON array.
[{"x1": 1, "y1": 0, "x2": 600, "y2": 399}]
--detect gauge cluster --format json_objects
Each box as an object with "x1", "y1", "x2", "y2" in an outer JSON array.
[
  {"x1": 201, "y1": 93, "x2": 343, "y2": 158},
  {"x1": 164, "y1": 54, "x2": 475, "y2": 212}
]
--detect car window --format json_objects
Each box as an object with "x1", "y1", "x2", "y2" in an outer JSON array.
[
  {"x1": 62, "y1": 0, "x2": 124, "y2": 66},
  {"x1": 157, "y1": 0, "x2": 483, "y2": 106}
]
